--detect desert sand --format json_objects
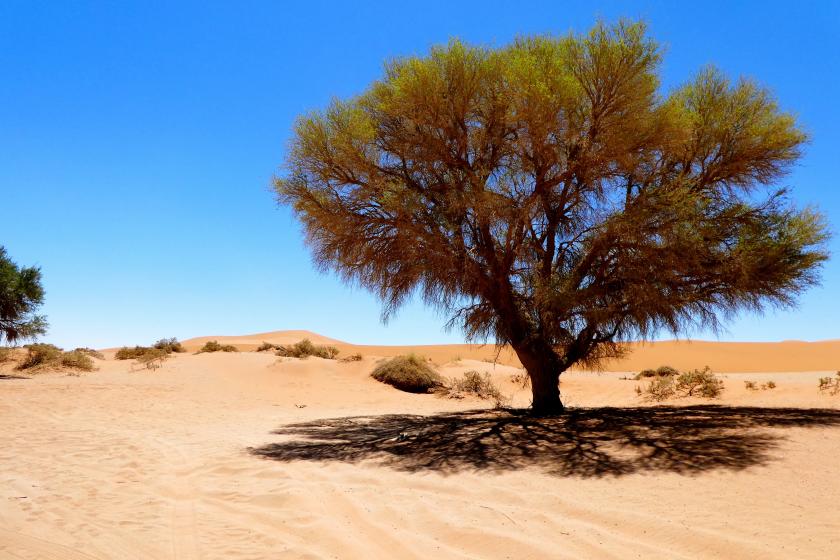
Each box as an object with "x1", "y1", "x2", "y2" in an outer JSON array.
[
  {"x1": 178, "y1": 330, "x2": 840, "y2": 372},
  {"x1": 1, "y1": 331, "x2": 839, "y2": 559}
]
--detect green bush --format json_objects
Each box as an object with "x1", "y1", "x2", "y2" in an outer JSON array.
[
  {"x1": 153, "y1": 337, "x2": 185, "y2": 353},
  {"x1": 675, "y1": 367, "x2": 723, "y2": 398},
  {"x1": 275, "y1": 338, "x2": 339, "y2": 359},
  {"x1": 371, "y1": 354, "x2": 443, "y2": 393},
  {"x1": 197, "y1": 340, "x2": 237, "y2": 353},
  {"x1": 638, "y1": 366, "x2": 723, "y2": 400}
]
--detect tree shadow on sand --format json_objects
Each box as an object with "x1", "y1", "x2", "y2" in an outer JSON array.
[{"x1": 249, "y1": 406, "x2": 840, "y2": 478}]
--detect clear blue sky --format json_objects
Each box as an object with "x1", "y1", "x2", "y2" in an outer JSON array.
[{"x1": 1, "y1": 1, "x2": 838, "y2": 349}]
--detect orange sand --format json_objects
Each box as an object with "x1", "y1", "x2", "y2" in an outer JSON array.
[
  {"x1": 1, "y1": 331, "x2": 838, "y2": 558},
  {"x1": 179, "y1": 330, "x2": 840, "y2": 372}
]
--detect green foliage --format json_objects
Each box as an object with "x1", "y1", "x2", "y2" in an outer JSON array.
[
  {"x1": 0, "y1": 246, "x2": 48, "y2": 344},
  {"x1": 674, "y1": 367, "x2": 724, "y2": 398},
  {"x1": 16, "y1": 343, "x2": 94, "y2": 372},
  {"x1": 818, "y1": 372, "x2": 840, "y2": 395},
  {"x1": 371, "y1": 354, "x2": 444, "y2": 393},
  {"x1": 638, "y1": 366, "x2": 723, "y2": 400},
  {"x1": 153, "y1": 338, "x2": 185, "y2": 353},
  {"x1": 275, "y1": 19, "x2": 828, "y2": 413},
  {"x1": 275, "y1": 338, "x2": 339, "y2": 359},
  {"x1": 197, "y1": 340, "x2": 238, "y2": 353}
]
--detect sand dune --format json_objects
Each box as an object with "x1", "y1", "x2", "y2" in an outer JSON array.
[
  {"x1": 2, "y1": 336, "x2": 839, "y2": 559},
  {"x1": 180, "y1": 330, "x2": 840, "y2": 372}
]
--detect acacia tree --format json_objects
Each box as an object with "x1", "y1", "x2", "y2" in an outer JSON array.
[
  {"x1": 0, "y1": 246, "x2": 47, "y2": 344},
  {"x1": 276, "y1": 21, "x2": 828, "y2": 414}
]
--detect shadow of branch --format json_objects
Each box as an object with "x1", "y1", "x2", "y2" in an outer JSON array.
[{"x1": 249, "y1": 406, "x2": 840, "y2": 478}]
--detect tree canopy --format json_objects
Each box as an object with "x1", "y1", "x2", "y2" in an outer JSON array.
[
  {"x1": 275, "y1": 21, "x2": 828, "y2": 413},
  {"x1": 0, "y1": 246, "x2": 47, "y2": 344}
]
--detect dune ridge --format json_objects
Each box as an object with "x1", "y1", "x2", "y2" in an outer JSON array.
[{"x1": 176, "y1": 330, "x2": 840, "y2": 373}]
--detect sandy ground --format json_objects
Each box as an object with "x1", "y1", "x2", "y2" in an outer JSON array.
[{"x1": 1, "y1": 333, "x2": 839, "y2": 559}]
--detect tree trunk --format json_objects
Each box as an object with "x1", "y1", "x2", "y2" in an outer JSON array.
[{"x1": 513, "y1": 343, "x2": 564, "y2": 415}]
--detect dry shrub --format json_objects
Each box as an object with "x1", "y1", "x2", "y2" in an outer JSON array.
[
  {"x1": 135, "y1": 348, "x2": 168, "y2": 370},
  {"x1": 339, "y1": 352, "x2": 363, "y2": 362},
  {"x1": 153, "y1": 338, "x2": 185, "y2": 353},
  {"x1": 510, "y1": 370, "x2": 530, "y2": 387},
  {"x1": 449, "y1": 370, "x2": 505, "y2": 404},
  {"x1": 638, "y1": 366, "x2": 723, "y2": 401},
  {"x1": 676, "y1": 367, "x2": 724, "y2": 398},
  {"x1": 115, "y1": 346, "x2": 154, "y2": 360},
  {"x1": 118, "y1": 339, "x2": 185, "y2": 360},
  {"x1": 635, "y1": 365, "x2": 679, "y2": 380},
  {"x1": 0, "y1": 346, "x2": 14, "y2": 364},
  {"x1": 60, "y1": 350, "x2": 95, "y2": 371},
  {"x1": 74, "y1": 347, "x2": 105, "y2": 360},
  {"x1": 371, "y1": 354, "x2": 443, "y2": 393},
  {"x1": 257, "y1": 341, "x2": 279, "y2": 352},
  {"x1": 16, "y1": 343, "x2": 94, "y2": 372},
  {"x1": 818, "y1": 372, "x2": 840, "y2": 395},
  {"x1": 197, "y1": 340, "x2": 238, "y2": 353},
  {"x1": 275, "y1": 339, "x2": 338, "y2": 359},
  {"x1": 746, "y1": 380, "x2": 777, "y2": 391},
  {"x1": 17, "y1": 343, "x2": 62, "y2": 370},
  {"x1": 640, "y1": 375, "x2": 677, "y2": 401}
]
